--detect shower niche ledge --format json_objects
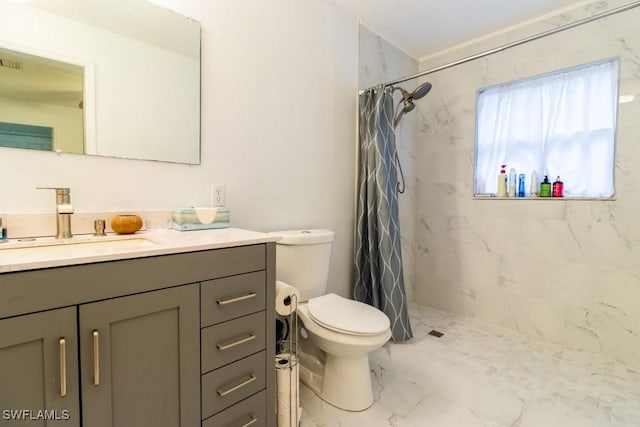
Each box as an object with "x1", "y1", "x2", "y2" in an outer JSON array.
[{"x1": 472, "y1": 196, "x2": 616, "y2": 201}]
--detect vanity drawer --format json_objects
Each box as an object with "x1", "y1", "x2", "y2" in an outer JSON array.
[
  {"x1": 201, "y1": 271, "x2": 266, "y2": 327},
  {"x1": 202, "y1": 311, "x2": 266, "y2": 373},
  {"x1": 202, "y1": 351, "x2": 266, "y2": 419},
  {"x1": 202, "y1": 390, "x2": 266, "y2": 427}
]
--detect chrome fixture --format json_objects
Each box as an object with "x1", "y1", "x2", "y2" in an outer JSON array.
[
  {"x1": 388, "y1": 82, "x2": 432, "y2": 194},
  {"x1": 390, "y1": 82, "x2": 432, "y2": 128},
  {"x1": 93, "y1": 219, "x2": 106, "y2": 236},
  {"x1": 38, "y1": 187, "x2": 74, "y2": 239}
]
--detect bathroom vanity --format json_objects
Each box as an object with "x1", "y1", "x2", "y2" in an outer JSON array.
[{"x1": 0, "y1": 228, "x2": 277, "y2": 427}]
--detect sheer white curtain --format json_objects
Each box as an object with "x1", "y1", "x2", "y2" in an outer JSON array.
[{"x1": 475, "y1": 58, "x2": 618, "y2": 197}]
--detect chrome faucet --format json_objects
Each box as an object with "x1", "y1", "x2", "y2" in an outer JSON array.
[{"x1": 38, "y1": 187, "x2": 74, "y2": 239}]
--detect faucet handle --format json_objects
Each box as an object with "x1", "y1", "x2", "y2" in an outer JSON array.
[{"x1": 37, "y1": 187, "x2": 70, "y2": 195}]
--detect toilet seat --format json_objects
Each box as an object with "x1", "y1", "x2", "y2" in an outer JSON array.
[{"x1": 307, "y1": 293, "x2": 390, "y2": 336}]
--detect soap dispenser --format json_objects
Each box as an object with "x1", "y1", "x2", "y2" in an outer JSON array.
[
  {"x1": 497, "y1": 165, "x2": 507, "y2": 197},
  {"x1": 539, "y1": 175, "x2": 551, "y2": 197},
  {"x1": 552, "y1": 176, "x2": 564, "y2": 197}
]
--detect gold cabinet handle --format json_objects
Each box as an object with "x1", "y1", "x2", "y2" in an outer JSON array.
[
  {"x1": 217, "y1": 374, "x2": 256, "y2": 397},
  {"x1": 242, "y1": 415, "x2": 258, "y2": 427},
  {"x1": 216, "y1": 292, "x2": 256, "y2": 306},
  {"x1": 59, "y1": 338, "x2": 67, "y2": 397},
  {"x1": 93, "y1": 330, "x2": 100, "y2": 386},
  {"x1": 217, "y1": 334, "x2": 257, "y2": 351}
]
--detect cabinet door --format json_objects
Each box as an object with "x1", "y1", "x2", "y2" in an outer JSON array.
[
  {"x1": 79, "y1": 285, "x2": 199, "y2": 427},
  {"x1": 0, "y1": 307, "x2": 80, "y2": 427}
]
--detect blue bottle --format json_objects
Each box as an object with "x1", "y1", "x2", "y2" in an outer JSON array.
[{"x1": 518, "y1": 174, "x2": 525, "y2": 197}]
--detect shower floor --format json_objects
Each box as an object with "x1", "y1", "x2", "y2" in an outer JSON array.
[{"x1": 299, "y1": 304, "x2": 640, "y2": 426}]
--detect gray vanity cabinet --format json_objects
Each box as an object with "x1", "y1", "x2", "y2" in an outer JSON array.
[
  {"x1": 200, "y1": 272, "x2": 269, "y2": 425},
  {"x1": 0, "y1": 242, "x2": 276, "y2": 427},
  {"x1": 0, "y1": 286, "x2": 198, "y2": 427},
  {"x1": 0, "y1": 307, "x2": 80, "y2": 427},
  {"x1": 79, "y1": 284, "x2": 199, "y2": 427}
]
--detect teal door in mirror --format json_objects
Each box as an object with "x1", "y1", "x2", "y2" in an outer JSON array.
[{"x1": 0, "y1": 122, "x2": 53, "y2": 152}]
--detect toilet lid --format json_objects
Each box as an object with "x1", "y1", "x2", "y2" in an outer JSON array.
[{"x1": 307, "y1": 293, "x2": 390, "y2": 336}]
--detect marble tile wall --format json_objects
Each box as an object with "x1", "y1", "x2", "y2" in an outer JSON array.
[
  {"x1": 413, "y1": 0, "x2": 640, "y2": 365},
  {"x1": 358, "y1": 25, "x2": 419, "y2": 302}
]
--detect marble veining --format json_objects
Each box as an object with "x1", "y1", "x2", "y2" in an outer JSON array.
[
  {"x1": 412, "y1": 0, "x2": 640, "y2": 365},
  {"x1": 299, "y1": 305, "x2": 640, "y2": 426}
]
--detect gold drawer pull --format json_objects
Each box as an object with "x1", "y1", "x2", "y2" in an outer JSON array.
[
  {"x1": 216, "y1": 292, "x2": 257, "y2": 306},
  {"x1": 242, "y1": 415, "x2": 258, "y2": 427},
  {"x1": 217, "y1": 334, "x2": 257, "y2": 351},
  {"x1": 59, "y1": 338, "x2": 67, "y2": 397},
  {"x1": 217, "y1": 374, "x2": 256, "y2": 397},
  {"x1": 93, "y1": 330, "x2": 100, "y2": 386}
]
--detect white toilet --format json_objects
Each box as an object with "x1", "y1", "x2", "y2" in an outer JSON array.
[{"x1": 273, "y1": 229, "x2": 391, "y2": 411}]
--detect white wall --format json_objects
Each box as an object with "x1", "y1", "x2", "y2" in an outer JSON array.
[
  {"x1": 414, "y1": 0, "x2": 640, "y2": 364},
  {"x1": 0, "y1": 0, "x2": 358, "y2": 297},
  {"x1": 358, "y1": 25, "x2": 418, "y2": 302}
]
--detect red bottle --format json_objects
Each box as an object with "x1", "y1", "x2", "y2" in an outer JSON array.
[{"x1": 552, "y1": 176, "x2": 564, "y2": 197}]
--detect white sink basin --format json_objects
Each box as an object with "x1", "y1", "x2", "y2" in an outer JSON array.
[{"x1": 0, "y1": 235, "x2": 157, "y2": 259}]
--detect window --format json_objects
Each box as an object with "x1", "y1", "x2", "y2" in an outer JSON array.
[{"x1": 474, "y1": 58, "x2": 619, "y2": 198}]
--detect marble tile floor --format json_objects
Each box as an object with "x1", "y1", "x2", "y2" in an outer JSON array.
[{"x1": 299, "y1": 304, "x2": 640, "y2": 426}]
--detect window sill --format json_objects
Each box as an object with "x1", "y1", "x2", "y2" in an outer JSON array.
[{"x1": 473, "y1": 195, "x2": 616, "y2": 201}]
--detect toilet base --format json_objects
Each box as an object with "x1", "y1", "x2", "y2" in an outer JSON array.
[{"x1": 299, "y1": 351, "x2": 374, "y2": 412}]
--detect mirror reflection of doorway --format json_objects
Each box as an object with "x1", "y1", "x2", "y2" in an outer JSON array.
[{"x1": 0, "y1": 47, "x2": 84, "y2": 154}]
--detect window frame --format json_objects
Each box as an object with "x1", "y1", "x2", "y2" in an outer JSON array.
[{"x1": 473, "y1": 57, "x2": 620, "y2": 200}]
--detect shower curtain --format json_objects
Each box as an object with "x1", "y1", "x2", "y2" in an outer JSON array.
[{"x1": 354, "y1": 85, "x2": 413, "y2": 342}]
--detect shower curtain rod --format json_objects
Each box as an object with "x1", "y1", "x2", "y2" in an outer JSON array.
[{"x1": 360, "y1": 0, "x2": 640, "y2": 93}]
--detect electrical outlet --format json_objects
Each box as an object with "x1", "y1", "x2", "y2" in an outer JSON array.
[{"x1": 212, "y1": 184, "x2": 225, "y2": 207}]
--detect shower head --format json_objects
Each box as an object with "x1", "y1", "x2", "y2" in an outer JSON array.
[
  {"x1": 402, "y1": 102, "x2": 415, "y2": 114},
  {"x1": 410, "y1": 82, "x2": 432, "y2": 100},
  {"x1": 393, "y1": 82, "x2": 432, "y2": 103},
  {"x1": 391, "y1": 82, "x2": 432, "y2": 128}
]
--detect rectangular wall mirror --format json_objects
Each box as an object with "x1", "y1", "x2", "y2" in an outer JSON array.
[{"x1": 0, "y1": 0, "x2": 201, "y2": 164}]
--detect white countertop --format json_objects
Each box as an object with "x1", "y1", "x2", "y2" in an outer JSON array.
[{"x1": 0, "y1": 228, "x2": 280, "y2": 274}]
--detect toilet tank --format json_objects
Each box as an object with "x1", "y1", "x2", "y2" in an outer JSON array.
[{"x1": 272, "y1": 229, "x2": 334, "y2": 301}]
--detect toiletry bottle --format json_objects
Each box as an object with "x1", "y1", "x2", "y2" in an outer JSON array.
[
  {"x1": 552, "y1": 176, "x2": 564, "y2": 197},
  {"x1": 508, "y1": 168, "x2": 517, "y2": 197},
  {"x1": 497, "y1": 164, "x2": 507, "y2": 197},
  {"x1": 0, "y1": 216, "x2": 6, "y2": 241},
  {"x1": 539, "y1": 175, "x2": 551, "y2": 197},
  {"x1": 530, "y1": 170, "x2": 538, "y2": 197},
  {"x1": 518, "y1": 174, "x2": 526, "y2": 197}
]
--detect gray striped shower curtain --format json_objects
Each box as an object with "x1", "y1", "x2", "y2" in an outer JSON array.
[{"x1": 354, "y1": 85, "x2": 412, "y2": 342}]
